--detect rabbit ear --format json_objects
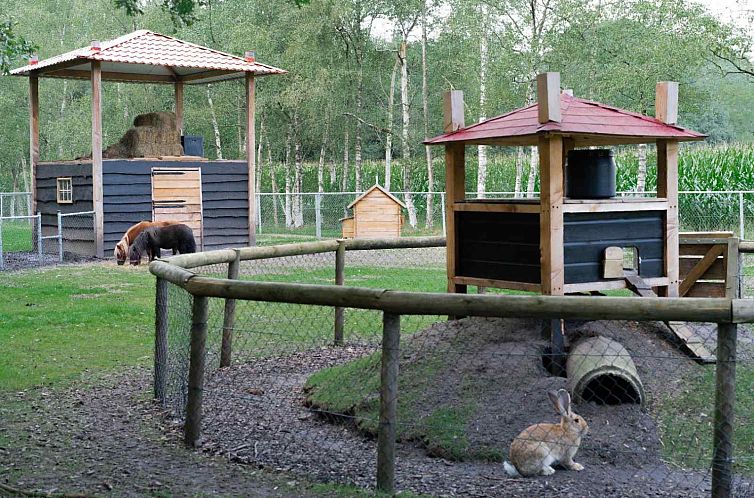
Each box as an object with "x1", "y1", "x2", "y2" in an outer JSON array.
[
  {"x1": 558, "y1": 389, "x2": 572, "y2": 414},
  {"x1": 548, "y1": 390, "x2": 565, "y2": 416}
]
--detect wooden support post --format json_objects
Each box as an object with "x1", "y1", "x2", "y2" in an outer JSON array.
[
  {"x1": 442, "y1": 90, "x2": 465, "y2": 133},
  {"x1": 537, "y1": 72, "x2": 562, "y2": 123},
  {"x1": 725, "y1": 237, "x2": 740, "y2": 299},
  {"x1": 656, "y1": 82, "x2": 679, "y2": 125},
  {"x1": 174, "y1": 81, "x2": 184, "y2": 135},
  {"x1": 246, "y1": 73, "x2": 257, "y2": 246},
  {"x1": 220, "y1": 249, "x2": 241, "y2": 367},
  {"x1": 377, "y1": 312, "x2": 400, "y2": 494},
  {"x1": 154, "y1": 277, "x2": 169, "y2": 402},
  {"x1": 657, "y1": 139, "x2": 679, "y2": 297},
  {"x1": 29, "y1": 76, "x2": 39, "y2": 215},
  {"x1": 445, "y1": 143, "x2": 466, "y2": 296},
  {"x1": 185, "y1": 294, "x2": 209, "y2": 448},
  {"x1": 91, "y1": 61, "x2": 104, "y2": 258},
  {"x1": 334, "y1": 240, "x2": 346, "y2": 345},
  {"x1": 712, "y1": 322, "x2": 737, "y2": 498}
]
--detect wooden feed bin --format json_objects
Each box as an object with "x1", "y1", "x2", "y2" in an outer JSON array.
[
  {"x1": 426, "y1": 73, "x2": 707, "y2": 299},
  {"x1": 12, "y1": 30, "x2": 286, "y2": 257},
  {"x1": 340, "y1": 185, "x2": 405, "y2": 239}
]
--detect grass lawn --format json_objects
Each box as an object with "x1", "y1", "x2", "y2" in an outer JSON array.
[
  {"x1": 0, "y1": 264, "x2": 155, "y2": 390},
  {"x1": 1, "y1": 220, "x2": 33, "y2": 252}
]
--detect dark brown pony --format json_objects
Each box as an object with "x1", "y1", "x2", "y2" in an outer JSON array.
[
  {"x1": 114, "y1": 220, "x2": 179, "y2": 265},
  {"x1": 129, "y1": 224, "x2": 196, "y2": 265}
]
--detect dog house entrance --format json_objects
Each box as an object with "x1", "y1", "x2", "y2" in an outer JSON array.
[{"x1": 151, "y1": 167, "x2": 204, "y2": 251}]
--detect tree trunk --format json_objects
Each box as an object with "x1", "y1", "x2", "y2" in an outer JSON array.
[
  {"x1": 477, "y1": 4, "x2": 489, "y2": 200},
  {"x1": 293, "y1": 116, "x2": 304, "y2": 228},
  {"x1": 399, "y1": 41, "x2": 417, "y2": 228},
  {"x1": 256, "y1": 118, "x2": 264, "y2": 196},
  {"x1": 206, "y1": 85, "x2": 224, "y2": 160},
  {"x1": 422, "y1": 3, "x2": 434, "y2": 228},
  {"x1": 268, "y1": 137, "x2": 279, "y2": 227},
  {"x1": 515, "y1": 147, "x2": 525, "y2": 197},
  {"x1": 637, "y1": 143, "x2": 647, "y2": 193},
  {"x1": 284, "y1": 127, "x2": 292, "y2": 227},
  {"x1": 318, "y1": 119, "x2": 329, "y2": 194},
  {"x1": 355, "y1": 67, "x2": 364, "y2": 192},
  {"x1": 342, "y1": 129, "x2": 349, "y2": 192},
  {"x1": 527, "y1": 146, "x2": 538, "y2": 198},
  {"x1": 385, "y1": 57, "x2": 399, "y2": 192},
  {"x1": 237, "y1": 94, "x2": 244, "y2": 157}
]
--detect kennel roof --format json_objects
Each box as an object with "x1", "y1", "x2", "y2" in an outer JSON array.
[
  {"x1": 10, "y1": 30, "x2": 286, "y2": 85},
  {"x1": 425, "y1": 93, "x2": 706, "y2": 147}
]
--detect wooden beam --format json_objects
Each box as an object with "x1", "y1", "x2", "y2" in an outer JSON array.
[
  {"x1": 563, "y1": 199, "x2": 668, "y2": 213},
  {"x1": 445, "y1": 143, "x2": 466, "y2": 295},
  {"x1": 182, "y1": 69, "x2": 239, "y2": 83},
  {"x1": 679, "y1": 244, "x2": 725, "y2": 297},
  {"x1": 44, "y1": 69, "x2": 176, "y2": 83},
  {"x1": 657, "y1": 139, "x2": 679, "y2": 296},
  {"x1": 537, "y1": 72, "x2": 561, "y2": 124},
  {"x1": 174, "y1": 81, "x2": 184, "y2": 135},
  {"x1": 539, "y1": 134, "x2": 564, "y2": 296},
  {"x1": 656, "y1": 81, "x2": 679, "y2": 124},
  {"x1": 452, "y1": 201, "x2": 540, "y2": 214},
  {"x1": 91, "y1": 61, "x2": 104, "y2": 258},
  {"x1": 452, "y1": 276, "x2": 541, "y2": 293},
  {"x1": 442, "y1": 90, "x2": 465, "y2": 133},
  {"x1": 246, "y1": 73, "x2": 256, "y2": 246},
  {"x1": 29, "y1": 76, "x2": 39, "y2": 215},
  {"x1": 563, "y1": 277, "x2": 669, "y2": 294},
  {"x1": 725, "y1": 237, "x2": 739, "y2": 299}
]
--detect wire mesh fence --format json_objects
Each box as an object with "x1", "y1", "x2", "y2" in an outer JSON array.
[
  {"x1": 152, "y1": 240, "x2": 754, "y2": 497},
  {"x1": 257, "y1": 191, "x2": 754, "y2": 242},
  {"x1": 0, "y1": 192, "x2": 32, "y2": 218}
]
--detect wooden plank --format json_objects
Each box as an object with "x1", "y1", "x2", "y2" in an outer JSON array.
[
  {"x1": 453, "y1": 201, "x2": 541, "y2": 214},
  {"x1": 539, "y1": 134, "x2": 564, "y2": 296},
  {"x1": 686, "y1": 282, "x2": 726, "y2": 298},
  {"x1": 29, "y1": 76, "x2": 39, "y2": 215},
  {"x1": 445, "y1": 143, "x2": 466, "y2": 295},
  {"x1": 563, "y1": 200, "x2": 668, "y2": 213},
  {"x1": 624, "y1": 274, "x2": 658, "y2": 297},
  {"x1": 91, "y1": 61, "x2": 104, "y2": 258},
  {"x1": 453, "y1": 276, "x2": 541, "y2": 293},
  {"x1": 443, "y1": 90, "x2": 465, "y2": 132},
  {"x1": 657, "y1": 139, "x2": 679, "y2": 296},
  {"x1": 537, "y1": 72, "x2": 561, "y2": 123},
  {"x1": 45, "y1": 68, "x2": 176, "y2": 83},
  {"x1": 679, "y1": 244, "x2": 725, "y2": 297},
  {"x1": 246, "y1": 73, "x2": 256, "y2": 246},
  {"x1": 665, "y1": 321, "x2": 715, "y2": 363},
  {"x1": 175, "y1": 81, "x2": 184, "y2": 135},
  {"x1": 656, "y1": 82, "x2": 679, "y2": 124},
  {"x1": 680, "y1": 231, "x2": 735, "y2": 239},
  {"x1": 563, "y1": 277, "x2": 669, "y2": 294},
  {"x1": 680, "y1": 243, "x2": 727, "y2": 256},
  {"x1": 725, "y1": 237, "x2": 739, "y2": 299},
  {"x1": 680, "y1": 257, "x2": 726, "y2": 280}
]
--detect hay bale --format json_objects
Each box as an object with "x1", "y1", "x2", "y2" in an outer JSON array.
[{"x1": 102, "y1": 111, "x2": 183, "y2": 159}]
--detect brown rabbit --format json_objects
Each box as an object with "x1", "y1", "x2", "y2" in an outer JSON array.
[{"x1": 503, "y1": 389, "x2": 588, "y2": 477}]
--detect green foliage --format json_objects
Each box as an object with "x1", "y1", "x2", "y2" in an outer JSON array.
[{"x1": 0, "y1": 19, "x2": 35, "y2": 74}]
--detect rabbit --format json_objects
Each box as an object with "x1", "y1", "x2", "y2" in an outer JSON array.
[{"x1": 503, "y1": 389, "x2": 588, "y2": 477}]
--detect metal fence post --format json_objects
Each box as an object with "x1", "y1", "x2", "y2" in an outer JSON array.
[
  {"x1": 739, "y1": 192, "x2": 745, "y2": 240},
  {"x1": 377, "y1": 312, "x2": 400, "y2": 494},
  {"x1": 315, "y1": 192, "x2": 322, "y2": 239},
  {"x1": 185, "y1": 294, "x2": 209, "y2": 448},
  {"x1": 36, "y1": 213, "x2": 42, "y2": 260},
  {"x1": 440, "y1": 192, "x2": 446, "y2": 237},
  {"x1": 712, "y1": 322, "x2": 737, "y2": 498},
  {"x1": 57, "y1": 211, "x2": 63, "y2": 262},
  {"x1": 220, "y1": 249, "x2": 241, "y2": 368},
  {"x1": 154, "y1": 277, "x2": 169, "y2": 402},
  {"x1": 334, "y1": 239, "x2": 346, "y2": 345}
]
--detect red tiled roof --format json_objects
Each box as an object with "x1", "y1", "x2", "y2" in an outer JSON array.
[
  {"x1": 10, "y1": 30, "x2": 286, "y2": 84},
  {"x1": 425, "y1": 94, "x2": 705, "y2": 145}
]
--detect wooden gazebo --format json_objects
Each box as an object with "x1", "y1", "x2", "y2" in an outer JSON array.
[
  {"x1": 426, "y1": 72, "x2": 705, "y2": 300},
  {"x1": 11, "y1": 30, "x2": 286, "y2": 257}
]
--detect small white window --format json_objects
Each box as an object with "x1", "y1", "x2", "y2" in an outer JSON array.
[{"x1": 57, "y1": 177, "x2": 73, "y2": 204}]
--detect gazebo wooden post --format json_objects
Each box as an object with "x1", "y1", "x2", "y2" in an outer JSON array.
[
  {"x1": 656, "y1": 82, "x2": 680, "y2": 297},
  {"x1": 442, "y1": 90, "x2": 466, "y2": 295},
  {"x1": 29, "y1": 75, "x2": 39, "y2": 215},
  {"x1": 174, "y1": 81, "x2": 184, "y2": 135},
  {"x1": 91, "y1": 60, "x2": 104, "y2": 258},
  {"x1": 246, "y1": 73, "x2": 256, "y2": 246}
]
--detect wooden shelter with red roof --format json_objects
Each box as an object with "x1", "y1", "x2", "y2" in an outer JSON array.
[
  {"x1": 426, "y1": 72, "x2": 706, "y2": 301},
  {"x1": 11, "y1": 30, "x2": 285, "y2": 257}
]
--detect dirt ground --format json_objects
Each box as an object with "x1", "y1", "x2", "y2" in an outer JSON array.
[{"x1": 0, "y1": 251, "x2": 96, "y2": 272}]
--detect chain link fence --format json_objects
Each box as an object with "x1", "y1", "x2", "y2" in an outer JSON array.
[
  {"x1": 257, "y1": 191, "x2": 754, "y2": 242},
  {"x1": 0, "y1": 210, "x2": 95, "y2": 271},
  {"x1": 151, "y1": 239, "x2": 754, "y2": 497},
  {"x1": 0, "y1": 192, "x2": 32, "y2": 218}
]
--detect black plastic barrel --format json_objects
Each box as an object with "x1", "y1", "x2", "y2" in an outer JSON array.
[{"x1": 565, "y1": 149, "x2": 616, "y2": 199}]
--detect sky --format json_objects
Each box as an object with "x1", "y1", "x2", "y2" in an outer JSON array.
[{"x1": 696, "y1": 0, "x2": 753, "y2": 32}]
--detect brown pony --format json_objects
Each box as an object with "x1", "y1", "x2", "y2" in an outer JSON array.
[
  {"x1": 128, "y1": 224, "x2": 196, "y2": 265},
  {"x1": 114, "y1": 221, "x2": 179, "y2": 265}
]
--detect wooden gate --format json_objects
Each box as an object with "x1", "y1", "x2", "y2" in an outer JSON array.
[
  {"x1": 151, "y1": 167, "x2": 203, "y2": 251},
  {"x1": 678, "y1": 232, "x2": 739, "y2": 298}
]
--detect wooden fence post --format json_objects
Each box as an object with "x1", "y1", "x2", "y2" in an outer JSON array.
[
  {"x1": 334, "y1": 239, "x2": 346, "y2": 345},
  {"x1": 154, "y1": 277, "x2": 169, "y2": 402},
  {"x1": 185, "y1": 294, "x2": 209, "y2": 447},
  {"x1": 220, "y1": 249, "x2": 241, "y2": 367},
  {"x1": 377, "y1": 312, "x2": 400, "y2": 494},
  {"x1": 712, "y1": 322, "x2": 737, "y2": 498}
]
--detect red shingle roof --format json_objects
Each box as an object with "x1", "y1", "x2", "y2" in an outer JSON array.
[
  {"x1": 10, "y1": 30, "x2": 286, "y2": 84},
  {"x1": 425, "y1": 94, "x2": 705, "y2": 145}
]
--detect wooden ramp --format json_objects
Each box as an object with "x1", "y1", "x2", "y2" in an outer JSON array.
[{"x1": 624, "y1": 273, "x2": 715, "y2": 363}]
